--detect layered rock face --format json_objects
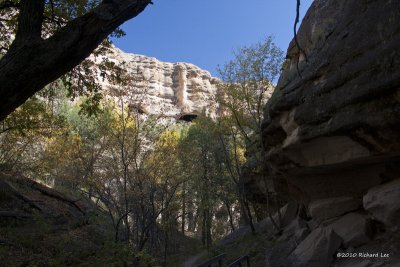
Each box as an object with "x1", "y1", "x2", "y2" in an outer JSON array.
[
  {"x1": 258, "y1": 0, "x2": 400, "y2": 266},
  {"x1": 99, "y1": 47, "x2": 220, "y2": 121}
]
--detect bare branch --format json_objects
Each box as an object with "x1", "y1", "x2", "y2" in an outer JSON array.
[{"x1": 294, "y1": 0, "x2": 308, "y2": 79}]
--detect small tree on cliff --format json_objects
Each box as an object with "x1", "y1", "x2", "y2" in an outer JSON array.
[
  {"x1": 217, "y1": 36, "x2": 284, "y2": 230},
  {"x1": 0, "y1": 0, "x2": 153, "y2": 121},
  {"x1": 218, "y1": 36, "x2": 283, "y2": 139}
]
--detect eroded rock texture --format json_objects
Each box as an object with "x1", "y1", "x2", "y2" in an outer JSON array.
[
  {"x1": 262, "y1": 0, "x2": 400, "y2": 202},
  {"x1": 98, "y1": 47, "x2": 220, "y2": 121},
  {"x1": 258, "y1": 0, "x2": 400, "y2": 266}
]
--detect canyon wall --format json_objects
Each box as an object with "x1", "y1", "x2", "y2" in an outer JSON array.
[
  {"x1": 99, "y1": 47, "x2": 220, "y2": 121},
  {"x1": 257, "y1": 0, "x2": 400, "y2": 266}
]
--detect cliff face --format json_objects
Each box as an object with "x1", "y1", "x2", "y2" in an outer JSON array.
[
  {"x1": 99, "y1": 47, "x2": 220, "y2": 121},
  {"x1": 258, "y1": 0, "x2": 400, "y2": 266}
]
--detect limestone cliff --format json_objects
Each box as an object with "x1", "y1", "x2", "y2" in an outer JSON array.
[
  {"x1": 256, "y1": 0, "x2": 400, "y2": 266},
  {"x1": 98, "y1": 47, "x2": 220, "y2": 121}
]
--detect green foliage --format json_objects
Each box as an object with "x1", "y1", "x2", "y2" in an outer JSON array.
[
  {"x1": 0, "y1": 0, "x2": 129, "y2": 116},
  {"x1": 0, "y1": 96, "x2": 64, "y2": 173},
  {"x1": 135, "y1": 250, "x2": 161, "y2": 267},
  {"x1": 220, "y1": 36, "x2": 283, "y2": 84},
  {"x1": 215, "y1": 37, "x2": 285, "y2": 232},
  {"x1": 178, "y1": 114, "x2": 240, "y2": 246},
  {"x1": 198, "y1": 231, "x2": 274, "y2": 267},
  {"x1": 218, "y1": 36, "x2": 284, "y2": 137},
  {"x1": 0, "y1": 214, "x2": 136, "y2": 267},
  {"x1": 2, "y1": 96, "x2": 58, "y2": 136},
  {"x1": 0, "y1": 36, "x2": 286, "y2": 266}
]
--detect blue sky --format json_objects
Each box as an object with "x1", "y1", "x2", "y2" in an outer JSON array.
[{"x1": 112, "y1": 0, "x2": 313, "y2": 77}]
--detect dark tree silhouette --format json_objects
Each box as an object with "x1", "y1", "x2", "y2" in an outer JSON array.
[{"x1": 0, "y1": 0, "x2": 153, "y2": 121}]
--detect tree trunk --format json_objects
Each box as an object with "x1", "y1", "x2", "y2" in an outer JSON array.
[
  {"x1": 163, "y1": 224, "x2": 169, "y2": 267},
  {"x1": 201, "y1": 210, "x2": 206, "y2": 247},
  {"x1": 187, "y1": 200, "x2": 195, "y2": 232},
  {"x1": 225, "y1": 202, "x2": 235, "y2": 233},
  {"x1": 181, "y1": 182, "x2": 186, "y2": 234},
  {"x1": 239, "y1": 196, "x2": 256, "y2": 234},
  {"x1": 0, "y1": 0, "x2": 152, "y2": 121},
  {"x1": 206, "y1": 208, "x2": 212, "y2": 249},
  {"x1": 244, "y1": 200, "x2": 256, "y2": 234}
]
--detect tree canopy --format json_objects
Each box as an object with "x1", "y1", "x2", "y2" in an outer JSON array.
[
  {"x1": 0, "y1": 1, "x2": 289, "y2": 261},
  {"x1": 0, "y1": 0, "x2": 153, "y2": 121}
]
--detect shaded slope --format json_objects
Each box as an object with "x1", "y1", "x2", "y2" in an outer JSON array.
[{"x1": 0, "y1": 172, "x2": 119, "y2": 266}]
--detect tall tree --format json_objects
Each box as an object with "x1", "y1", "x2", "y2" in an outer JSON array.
[
  {"x1": 0, "y1": 0, "x2": 153, "y2": 120},
  {"x1": 179, "y1": 115, "x2": 238, "y2": 247},
  {"x1": 217, "y1": 37, "x2": 284, "y2": 230}
]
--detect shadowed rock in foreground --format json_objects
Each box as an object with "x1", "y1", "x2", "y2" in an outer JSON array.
[{"x1": 250, "y1": 0, "x2": 400, "y2": 266}]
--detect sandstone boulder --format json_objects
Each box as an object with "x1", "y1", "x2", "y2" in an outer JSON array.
[
  {"x1": 266, "y1": 240, "x2": 297, "y2": 267},
  {"x1": 267, "y1": 217, "x2": 311, "y2": 267},
  {"x1": 288, "y1": 227, "x2": 342, "y2": 267},
  {"x1": 328, "y1": 212, "x2": 371, "y2": 248},
  {"x1": 309, "y1": 197, "x2": 359, "y2": 222},
  {"x1": 363, "y1": 179, "x2": 400, "y2": 228},
  {"x1": 272, "y1": 201, "x2": 299, "y2": 228},
  {"x1": 278, "y1": 217, "x2": 310, "y2": 243}
]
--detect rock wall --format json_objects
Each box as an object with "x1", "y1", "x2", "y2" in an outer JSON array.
[
  {"x1": 98, "y1": 47, "x2": 220, "y2": 121},
  {"x1": 258, "y1": 0, "x2": 400, "y2": 266}
]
